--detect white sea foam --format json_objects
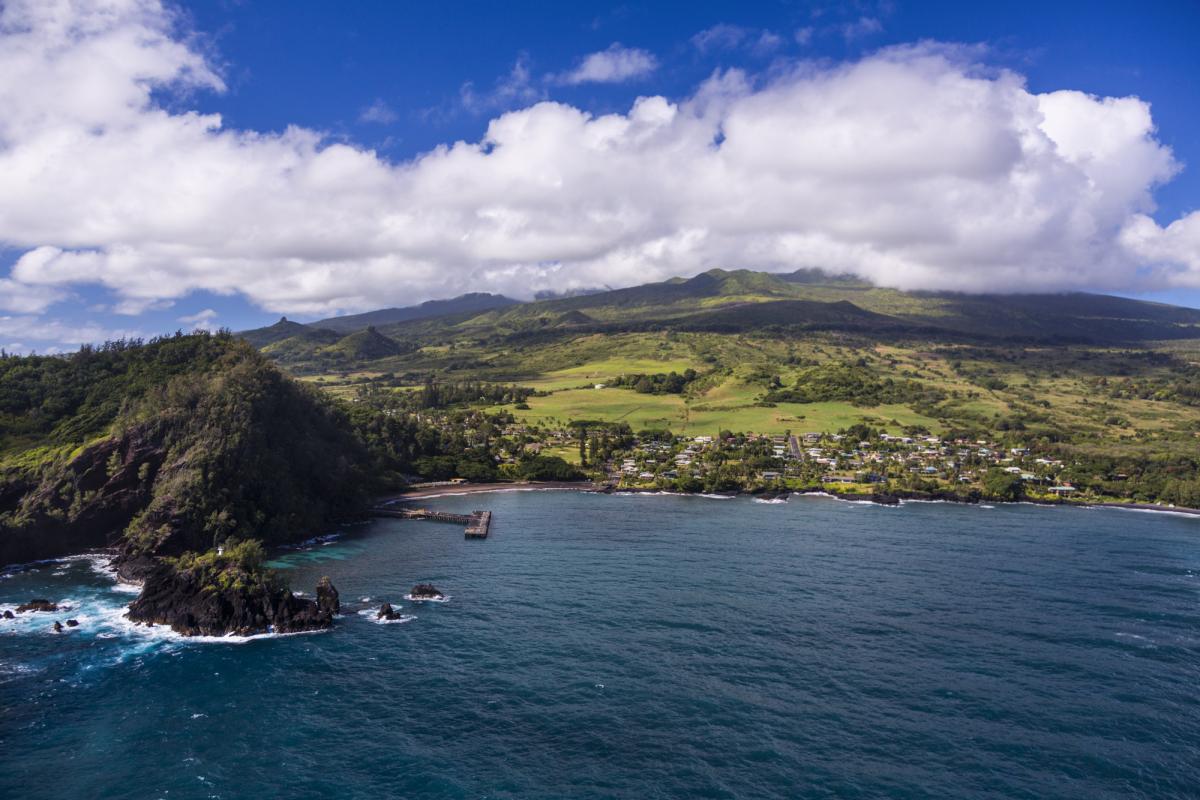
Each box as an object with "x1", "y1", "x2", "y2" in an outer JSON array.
[
  {"x1": 616, "y1": 490, "x2": 735, "y2": 500},
  {"x1": 59, "y1": 552, "x2": 142, "y2": 593},
  {"x1": 752, "y1": 497, "x2": 788, "y2": 504},
  {"x1": 404, "y1": 593, "x2": 450, "y2": 603},
  {"x1": 1092, "y1": 505, "x2": 1200, "y2": 520},
  {"x1": 357, "y1": 608, "x2": 416, "y2": 624},
  {"x1": 799, "y1": 491, "x2": 886, "y2": 506},
  {"x1": 286, "y1": 532, "x2": 341, "y2": 549}
]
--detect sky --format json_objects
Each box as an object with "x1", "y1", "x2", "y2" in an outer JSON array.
[{"x1": 1, "y1": 0, "x2": 1199, "y2": 353}]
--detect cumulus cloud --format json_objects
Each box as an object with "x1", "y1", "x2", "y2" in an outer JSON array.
[
  {"x1": 0, "y1": 0, "x2": 1198, "y2": 326},
  {"x1": 556, "y1": 43, "x2": 657, "y2": 85}
]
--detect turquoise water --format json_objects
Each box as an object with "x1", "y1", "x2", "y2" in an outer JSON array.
[{"x1": 2, "y1": 492, "x2": 1199, "y2": 799}]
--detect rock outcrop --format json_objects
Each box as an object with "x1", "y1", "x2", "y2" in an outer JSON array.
[
  {"x1": 126, "y1": 560, "x2": 340, "y2": 637},
  {"x1": 409, "y1": 583, "x2": 443, "y2": 600},
  {"x1": 316, "y1": 576, "x2": 340, "y2": 616},
  {"x1": 16, "y1": 599, "x2": 59, "y2": 613},
  {"x1": 376, "y1": 602, "x2": 403, "y2": 620}
]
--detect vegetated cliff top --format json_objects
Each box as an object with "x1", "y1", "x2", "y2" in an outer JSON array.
[{"x1": 0, "y1": 332, "x2": 375, "y2": 566}]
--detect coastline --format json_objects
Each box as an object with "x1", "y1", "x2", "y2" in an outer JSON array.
[
  {"x1": 377, "y1": 480, "x2": 605, "y2": 503},
  {"x1": 375, "y1": 482, "x2": 1200, "y2": 518}
]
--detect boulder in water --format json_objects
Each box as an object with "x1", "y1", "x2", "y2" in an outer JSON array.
[
  {"x1": 376, "y1": 602, "x2": 403, "y2": 621},
  {"x1": 2, "y1": 610, "x2": 14, "y2": 619},
  {"x1": 410, "y1": 584, "x2": 444, "y2": 600},
  {"x1": 52, "y1": 621, "x2": 63, "y2": 632},
  {"x1": 65, "y1": 619, "x2": 80, "y2": 627},
  {"x1": 17, "y1": 599, "x2": 58, "y2": 613}
]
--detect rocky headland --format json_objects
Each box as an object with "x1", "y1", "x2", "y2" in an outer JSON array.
[{"x1": 124, "y1": 541, "x2": 340, "y2": 636}]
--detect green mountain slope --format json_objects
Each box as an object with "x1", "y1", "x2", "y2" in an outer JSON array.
[
  {"x1": 0, "y1": 334, "x2": 372, "y2": 566},
  {"x1": 307, "y1": 292, "x2": 518, "y2": 333}
]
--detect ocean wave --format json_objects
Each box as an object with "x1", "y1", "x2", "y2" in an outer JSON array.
[
  {"x1": 1, "y1": 585, "x2": 331, "y2": 648},
  {"x1": 357, "y1": 608, "x2": 416, "y2": 624},
  {"x1": 799, "y1": 492, "x2": 887, "y2": 506},
  {"x1": 752, "y1": 497, "x2": 789, "y2": 504},
  {"x1": 616, "y1": 490, "x2": 735, "y2": 500},
  {"x1": 285, "y1": 532, "x2": 341, "y2": 550},
  {"x1": 404, "y1": 594, "x2": 450, "y2": 603},
  {"x1": 1092, "y1": 505, "x2": 1200, "y2": 520},
  {"x1": 62, "y1": 552, "x2": 142, "y2": 593}
]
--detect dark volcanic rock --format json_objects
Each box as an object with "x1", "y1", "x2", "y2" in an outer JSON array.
[
  {"x1": 16, "y1": 599, "x2": 58, "y2": 613},
  {"x1": 316, "y1": 576, "x2": 340, "y2": 616},
  {"x1": 65, "y1": 619, "x2": 79, "y2": 627},
  {"x1": 376, "y1": 602, "x2": 403, "y2": 620},
  {"x1": 2, "y1": 610, "x2": 13, "y2": 619},
  {"x1": 410, "y1": 583, "x2": 444, "y2": 600},
  {"x1": 126, "y1": 562, "x2": 339, "y2": 637},
  {"x1": 52, "y1": 621, "x2": 63, "y2": 632}
]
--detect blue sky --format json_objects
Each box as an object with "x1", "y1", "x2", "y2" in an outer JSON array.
[{"x1": 1, "y1": 0, "x2": 1199, "y2": 352}]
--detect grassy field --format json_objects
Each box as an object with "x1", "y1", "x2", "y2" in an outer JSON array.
[
  {"x1": 499, "y1": 380, "x2": 942, "y2": 436},
  {"x1": 288, "y1": 324, "x2": 1200, "y2": 447}
]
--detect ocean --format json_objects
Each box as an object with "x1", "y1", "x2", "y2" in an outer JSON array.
[{"x1": 2, "y1": 492, "x2": 1198, "y2": 799}]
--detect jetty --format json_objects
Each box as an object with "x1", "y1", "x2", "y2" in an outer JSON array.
[{"x1": 372, "y1": 505, "x2": 492, "y2": 538}]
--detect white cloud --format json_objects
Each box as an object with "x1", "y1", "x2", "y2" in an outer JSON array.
[
  {"x1": 556, "y1": 43, "x2": 657, "y2": 85},
  {"x1": 0, "y1": 314, "x2": 143, "y2": 353},
  {"x1": 358, "y1": 98, "x2": 397, "y2": 124},
  {"x1": 0, "y1": 1, "x2": 1198, "y2": 324},
  {"x1": 178, "y1": 307, "x2": 218, "y2": 331},
  {"x1": 0, "y1": 276, "x2": 66, "y2": 312}
]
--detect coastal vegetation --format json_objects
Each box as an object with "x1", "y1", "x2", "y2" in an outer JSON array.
[{"x1": 0, "y1": 333, "x2": 515, "y2": 633}]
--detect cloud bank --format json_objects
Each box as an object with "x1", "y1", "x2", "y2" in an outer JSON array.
[{"x1": 1, "y1": 0, "x2": 1199, "y2": 322}]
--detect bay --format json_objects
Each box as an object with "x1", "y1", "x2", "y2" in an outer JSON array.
[{"x1": 2, "y1": 493, "x2": 1198, "y2": 799}]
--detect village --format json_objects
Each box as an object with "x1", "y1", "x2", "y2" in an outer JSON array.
[{"x1": 499, "y1": 420, "x2": 1081, "y2": 501}]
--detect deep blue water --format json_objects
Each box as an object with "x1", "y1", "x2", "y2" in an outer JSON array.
[{"x1": 3, "y1": 493, "x2": 1199, "y2": 799}]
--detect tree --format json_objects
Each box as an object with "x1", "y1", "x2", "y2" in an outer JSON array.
[{"x1": 983, "y1": 469, "x2": 1024, "y2": 501}]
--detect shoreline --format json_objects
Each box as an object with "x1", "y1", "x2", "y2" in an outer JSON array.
[
  {"x1": 377, "y1": 481, "x2": 605, "y2": 503},
  {"x1": 376, "y1": 482, "x2": 1200, "y2": 518}
]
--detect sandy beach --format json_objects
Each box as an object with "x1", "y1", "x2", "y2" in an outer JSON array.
[{"x1": 378, "y1": 481, "x2": 604, "y2": 503}]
